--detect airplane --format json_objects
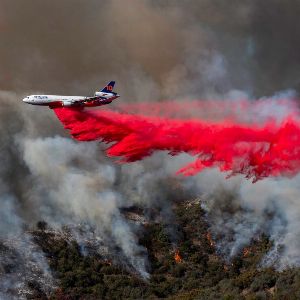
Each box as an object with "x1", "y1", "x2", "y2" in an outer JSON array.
[{"x1": 23, "y1": 81, "x2": 120, "y2": 109}]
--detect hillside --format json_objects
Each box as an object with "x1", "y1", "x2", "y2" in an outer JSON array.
[{"x1": 4, "y1": 200, "x2": 293, "y2": 299}]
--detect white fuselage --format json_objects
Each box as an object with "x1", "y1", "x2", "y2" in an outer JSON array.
[{"x1": 23, "y1": 92, "x2": 119, "y2": 109}]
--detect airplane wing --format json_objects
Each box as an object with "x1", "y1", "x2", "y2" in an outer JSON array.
[
  {"x1": 84, "y1": 96, "x2": 106, "y2": 102},
  {"x1": 65, "y1": 96, "x2": 105, "y2": 104}
]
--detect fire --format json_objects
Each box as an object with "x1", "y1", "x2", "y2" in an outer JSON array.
[
  {"x1": 206, "y1": 232, "x2": 215, "y2": 247},
  {"x1": 105, "y1": 259, "x2": 112, "y2": 266},
  {"x1": 98, "y1": 258, "x2": 112, "y2": 266},
  {"x1": 174, "y1": 249, "x2": 182, "y2": 263},
  {"x1": 243, "y1": 247, "x2": 251, "y2": 257}
]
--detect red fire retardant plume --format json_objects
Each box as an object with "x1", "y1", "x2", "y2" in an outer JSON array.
[{"x1": 54, "y1": 107, "x2": 300, "y2": 182}]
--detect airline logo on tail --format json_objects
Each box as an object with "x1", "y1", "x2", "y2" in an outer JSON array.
[{"x1": 101, "y1": 81, "x2": 115, "y2": 93}]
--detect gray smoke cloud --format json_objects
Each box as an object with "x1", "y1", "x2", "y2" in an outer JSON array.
[
  {"x1": 1, "y1": 0, "x2": 299, "y2": 97},
  {"x1": 0, "y1": 130, "x2": 55, "y2": 297},
  {"x1": 0, "y1": 89, "x2": 189, "y2": 289},
  {"x1": 21, "y1": 136, "x2": 151, "y2": 278},
  {"x1": 0, "y1": 0, "x2": 300, "y2": 294},
  {"x1": 190, "y1": 169, "x2": 300, "y2": 269}
]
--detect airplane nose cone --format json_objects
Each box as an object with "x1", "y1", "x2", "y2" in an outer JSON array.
[{"x1": 23, "y1": 98, "x2": 29, "y2": 103}]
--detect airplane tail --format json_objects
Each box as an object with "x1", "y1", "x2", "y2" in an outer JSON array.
[{"x1": 100, "y1": 81, "x2": 115, "y2": 93}]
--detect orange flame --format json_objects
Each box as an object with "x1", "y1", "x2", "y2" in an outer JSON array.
[
  {"x1": 105, "y1": 260, "x2": 112, "y2": 266},
  {"x1": 243, "y1": 247, "x2": 251, "y2": 257},
  {"x1": 206, "y1": 232, "x2": 215, "y2": 247},
  {"x1": 174, "y1": 249, "x2": 182, "y2": 263}
]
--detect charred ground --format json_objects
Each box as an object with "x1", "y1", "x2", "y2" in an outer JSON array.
[{"x1": 4, "y1": 200, "x2": 299, "y2": 299}]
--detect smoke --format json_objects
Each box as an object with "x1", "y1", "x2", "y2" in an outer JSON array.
[
  {"x1": 0, "y1": 173, "x2": 54, "y2": 298},
  {"x1": 21, "y1": 136, "x2": 150, "y2": 278},
  {"x1": 0, "y1": 0, "x2": 300, "y2": 292},
  {"x1": 1, "y1": 0, "x2": 300, "y2": 96},
  {"x1": 190, "y1": 169, "x2": 300, "y2": 269},
  {"x1": 0, "y1": 90, "x2": 186, "y2": 288},
  {"x1": 52, "y1": 94, "x2": 300, "y2": 270},
  {"x1": 0, "y1": 233, "x2": 55, "y2": 299}
]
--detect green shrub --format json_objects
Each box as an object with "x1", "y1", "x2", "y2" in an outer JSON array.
[{"x1": 250, "y1": 269, "x2": 276, "y2": 292}]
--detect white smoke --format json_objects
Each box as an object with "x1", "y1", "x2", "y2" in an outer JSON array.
[
  {"x1": 21, "y1": 136, "x2": 150, "y2": 278},
  {"x1": 2, "y1": 85, "x2": 300, "y2": 291},
  {"x1": 0, "y1": 190, "x2": 54, "y2": 298},
  {"x1": 189, "y1": 167, "x2": 300, "y2": 269}
]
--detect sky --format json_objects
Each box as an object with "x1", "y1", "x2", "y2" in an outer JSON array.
[{"x1": 1, "y1": 0, "x2": 299, "y2": 98}]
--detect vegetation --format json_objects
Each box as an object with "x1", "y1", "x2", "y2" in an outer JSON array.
[{"x1": 27, "y1": 200, "x2": 300, "y2": 299}]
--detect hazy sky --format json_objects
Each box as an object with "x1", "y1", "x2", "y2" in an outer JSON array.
[{"x1": 1, "y1": 0, "x2": 299, "y2": 98}]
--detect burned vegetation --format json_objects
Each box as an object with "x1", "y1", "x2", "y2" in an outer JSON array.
[{"x1": 6, "y1": 200, "x2": 300, "y2": 299}]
